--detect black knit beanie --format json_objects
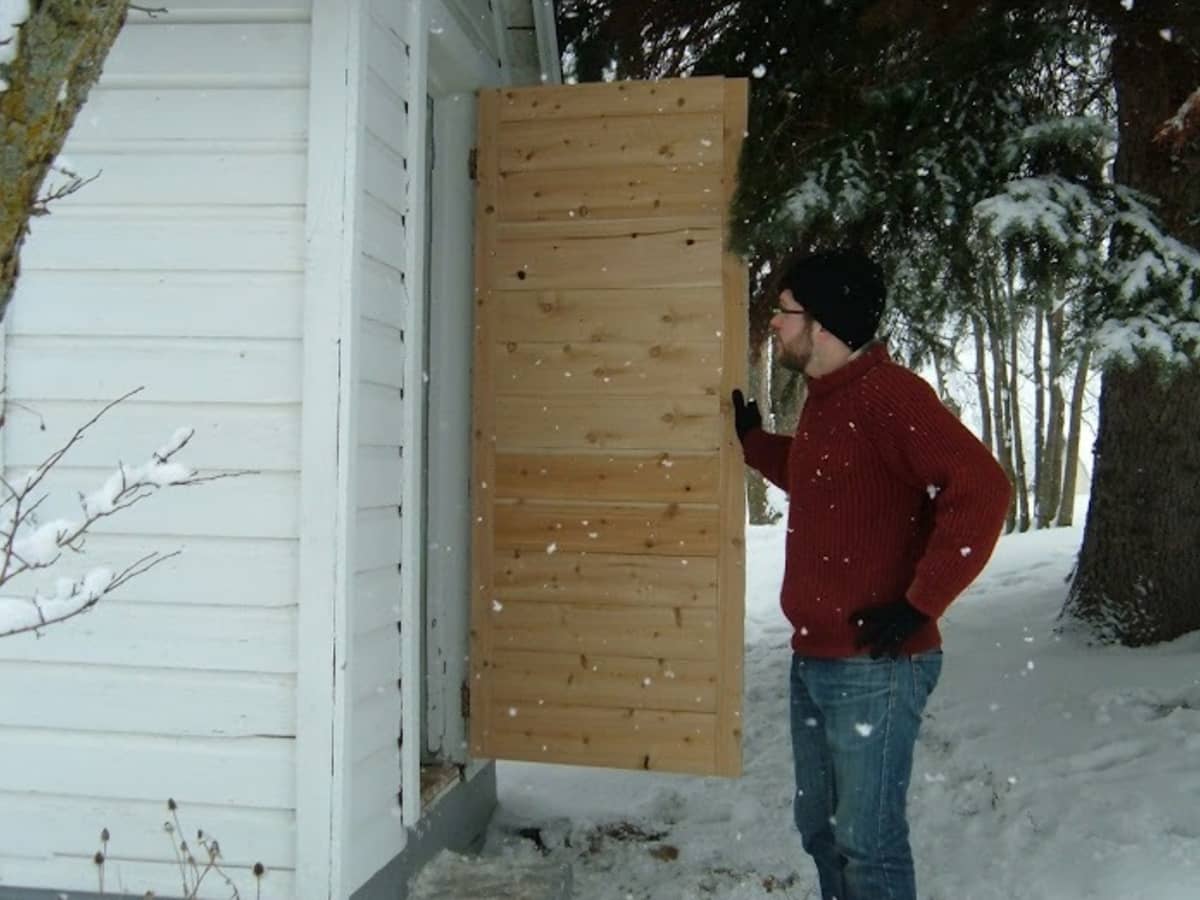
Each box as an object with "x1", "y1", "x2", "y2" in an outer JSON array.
[{"x1": 778, "y1": 249, "x2": 886, "y2": 351}]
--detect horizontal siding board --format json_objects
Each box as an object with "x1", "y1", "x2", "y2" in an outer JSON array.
[
  {"x1": 358, "y1": 317, "x2": 405, "y2": 388},
  {"x1": 102, "y1": 23, "x2": 310, "y2": 87},
  {"x1": 0, "y1": 793, "x2": 295, "y2": 867},
  {"x1": 349, "y1": 744, "x2": 401, "y2": 825},
  {"x1": 0, "y1": 729, "x2": 294, "y2": 808},
  {"x1": 363, "y1": 73, "x2": 409, "y2": 159},
  {"x1": 350, "y1": 623, "x2": 399, "y2": 703},
  {"x1": 499, "y1": 164, "x2": 722, "y2": 222},
  {"x1": 369, "y1": 0, "x2": 412, "y2": 44},
  {"x1": 358, "y1": 382, "x2": 405, "y2": 447},
  {"x1": 494, "y1": 340, "x2": 723, "y2": 397},
  {"x1": 5, "y1": 337, "x2": 302, "y2": 403},
  {"x1": 356, "y1": 444, "x2": 403, "y2": 510},
  {"x1": 494, "y1": 499, "x2": 720, "y2": 557},
  {"x1": 360, "y1": 254, "x2": 409, "y2": 330},
  {"x1": 485, "y1": 703, "x2": 716, "y2": 773},
  {"x1": 497, "y1": 78, "x2": 726, "y2": 122},
  {"x1": 353, "y1": 567, "x2": 401, "y2": 635},
  {"x1": 21, "y1": 210, "x2": 305, "y2": 273},
  {"x1": 497, "y1": 113, "x2": 722, "y2": 173},
  {"x1": 124, "y1": 0, "x2": 311, "y2": 22},
  {"x1": 9, "y1": 271, "x2": 304, "y2": 339},
  {"x1": 365, "y1": 18, "x2": 411, "y2": 105},
  {"x1": 34, "y1": 534, "x2": 298, "y2": 608},
  {"x1": 495, "y1": 394, "x2": 720, "y2": 451},
  {"x1": 48, "y1": 151, "x2": 306, "y2": 207},
  {"x1": 492, "y1": 222, "x2": 722, "y2": 291},
  {"x1": 0, "y1": 857, "x2": 295, "y2": 899},
  {"x1": 68, "y1": 88, "x2": 308, "y2": 144},
  {"x1": 495, "y1": 450, "x2": 719, "y2": 503},
  {"x1": 0, "y1": 662, "x2": 295, "y2": 736},
  {"x1": 349, "y1": 690, "x2": 400, "y2": 765},
  {"x1": 1, "y1": 467, "x2": 301, "y2": 539},
  {"x1": 488, "y1": 601, "x2": 717, "y2": 660},
  {"x1": 490, "y1": 288, "x2": 724, "y2": 343},
  {"x1": 489, "y1": 650, "x2": 718, "y2": 712},
  {"x1": 4, "y1": 400, "x2": 300, "y2": 471},
  {"x1": 494, "y1": 550, "x2": 718, "y2": 608},
  {"x1": 355, "y1": 508, "x2": 402, "y2": 574},
  {"x1": 361, "y1": 192, "x2": 408, "y2": 271},
  {"x1": 364, "y1": 131, "x2": 409, "y2": 214},
  {"x1": 0, "y1": 601, "x2": 296, "y2": 672}
]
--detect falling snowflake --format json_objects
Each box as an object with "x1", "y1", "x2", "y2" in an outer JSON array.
[
  {"x1": 546, "y1": 542, "x2": 558, "y2": 554},
  {"x1": 751, "y1": 64, "x2": 767, "y2": 78},
  {"x1": 854, "y1": 722, "x2": 873, "y2": 737}
]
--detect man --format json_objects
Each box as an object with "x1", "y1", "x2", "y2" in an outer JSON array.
[{"x1": 732, "y1": 249, "x2": 1011, "y2": 900}]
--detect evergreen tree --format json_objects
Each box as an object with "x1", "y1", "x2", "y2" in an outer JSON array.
[{"x1": 557, "y1": 0, "x2": 1200, "y2": 645}]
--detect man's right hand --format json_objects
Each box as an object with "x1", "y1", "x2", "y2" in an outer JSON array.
[{"x1": 731, "y1": 389, "x2": 762, "y2": 443}]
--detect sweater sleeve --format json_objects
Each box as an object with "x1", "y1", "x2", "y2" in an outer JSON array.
[
  {"x1": 741, "y1": 428, "x2": 793, "y2": 491},
  {"x1": 869, "y1": 368, "x2": 1012, "y2": 619}
]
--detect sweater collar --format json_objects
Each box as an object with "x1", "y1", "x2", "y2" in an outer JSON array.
[{"x1": 806, "y1": 341, "x2": 890, "y2": 398}]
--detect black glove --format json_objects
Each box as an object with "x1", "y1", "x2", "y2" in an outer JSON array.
[
  {"x1": 731, "y1": 389, "x2": 762, "y2": 443},
  {"x1": 850, "y1": 600, "x2": 930, "y2": 659}
]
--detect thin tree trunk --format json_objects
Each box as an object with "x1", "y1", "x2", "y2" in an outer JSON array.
[
  {"x1": 1004, "y1": 270, "x2": 1030, "y2": 532},
  {"x1": 1042, "y1": 306, "x2": 1067, "y2": 527},
  {"x1": 983, "y1": 271, "x2": 1016, "y2": 531},
  {"x1": 971, "y1": 313, "x2": 994, "y2": 455},
  {"x1": 1032, "y1": 307, "x2": 1046, "y2": 523},
  {"x1": 0, "y1": 1, "x2": 131, "y2": 320},
  {"x1": 1055, "y1": 343, "x2": 1092, "y2": 528}
]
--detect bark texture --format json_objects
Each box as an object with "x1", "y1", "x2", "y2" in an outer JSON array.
[{"x1": 0, "y1": 0, "x2": 129, "y2": 321}]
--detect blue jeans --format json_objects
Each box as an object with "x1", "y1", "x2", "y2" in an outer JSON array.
[{"x1": 790, "y1": 652, "x2": 942, "y2": 900}]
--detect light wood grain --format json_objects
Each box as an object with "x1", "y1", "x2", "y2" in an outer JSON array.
[
  {"x1": 499, "y1": 164, "x2": 722, "y2": 222},
  {"x1": 495, "y1": 394, "x2": 721, "y2": 451},
  {"x1": 493, "y1": 549, "x2": 718, "y2": 608},
  {"x1": 489, "y1": 650, "x2": 718, "y2": 712},
  {"x1": 494, "y1": 340, "x2": 723, "y2": 397},
  {"x1": 483, "y1": 702, "x2": 716, "y2": 773},
  {"x1": 490, "y1": 288, "x2": 725, "y2": 343},
  {"x1": 497, "y1": 77, "x2": 727, "y2": 121},
  {"x1": 495, "y1": 450, "x2": 719, "y2": 502},
  {"x1": 494, "y1": 499, "x2": 720, "y2": 557}
]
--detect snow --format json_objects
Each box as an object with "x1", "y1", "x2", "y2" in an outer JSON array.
[{"x1": 466, "y1": 505, "x2": 1200, "y2": 899}]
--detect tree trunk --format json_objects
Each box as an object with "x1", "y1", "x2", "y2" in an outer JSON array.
[
  {"x1": 1043, "y1": 306, "x2": 1066, "y2": 527},
  {"x1": 1055, "y1": 342, "x2": 1092, "y2": 528},
  {"x1": 1004, "y1": 272, "x2": 1030, "y2": 532},
  {"x1": 971, "y1": 312, "x2": 994, "y2": 455},
  {"x1": 1064, "y1": 8, "x2": 1200, "y2": 645},
  {"x1": 0, "y1": 0, "x2": 130, "y2": 321},
  {"x1": 1032, "y1": 307, "x2": 1046, "y2": 522},
  {"x1": 983, "y1": 274, "x2": 1016, "y2": 531}
]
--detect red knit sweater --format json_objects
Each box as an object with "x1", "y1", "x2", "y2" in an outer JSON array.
[{"x1": 742, "y1": 343, "x2": 1012, "y2": 658}]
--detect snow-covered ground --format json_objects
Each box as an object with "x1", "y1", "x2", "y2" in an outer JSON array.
[{"x1": 480, "y1": 506, "x2": 1200, "y2": 899}]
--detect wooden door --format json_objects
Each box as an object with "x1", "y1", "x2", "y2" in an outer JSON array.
[{"x1": 470, "y1": 77, "x2": 748, "y2": 776}]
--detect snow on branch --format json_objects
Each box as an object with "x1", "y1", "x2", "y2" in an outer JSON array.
[
  {"x1": 0, "y1": 387, "x2": 254, "y2": 639},
  {"x1": 1153, "y1": 86, "x2": 1200, "y2": 153}
]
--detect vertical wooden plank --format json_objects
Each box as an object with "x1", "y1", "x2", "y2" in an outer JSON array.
[
  {"x1": 716, "y1": 78, "x2": 749, "y2": 777},
  {"x1": 297, "y1": 0, "x2": 355, "y2": 894},
  {"x1": 398, "y1": 0, "x2": 430, "y2": 834},
  {"x1": 470, "y1": 89, "x2": 501, "y2": 761}
]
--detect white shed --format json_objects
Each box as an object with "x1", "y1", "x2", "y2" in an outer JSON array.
[{"x1": 0, "y1": 1, "x2": 559, "y2": 898}]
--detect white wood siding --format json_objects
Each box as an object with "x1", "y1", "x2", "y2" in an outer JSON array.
[
  {"x1": 0, "y1": 3, "x2": 310, "y2": 897},
  {"x1": 341, "y1": 0, "x2": 414, "y2": 893}
]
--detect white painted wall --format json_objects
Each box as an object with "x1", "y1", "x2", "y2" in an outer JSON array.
[
  {"x1": 340, "y1": 0, "x2": 413, "y2": 892},
  {"x1": 0, "y1": 2, "x2": 312, "y2": 897}
]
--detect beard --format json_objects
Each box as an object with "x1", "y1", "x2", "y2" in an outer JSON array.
[{"x1": 775, "y1": 334, "x2": 813, "y2": 373}]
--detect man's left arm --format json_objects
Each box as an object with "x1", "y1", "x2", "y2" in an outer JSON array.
[{"x1": 876, "y1": 371, "x2": 1013, "y2": 619}]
